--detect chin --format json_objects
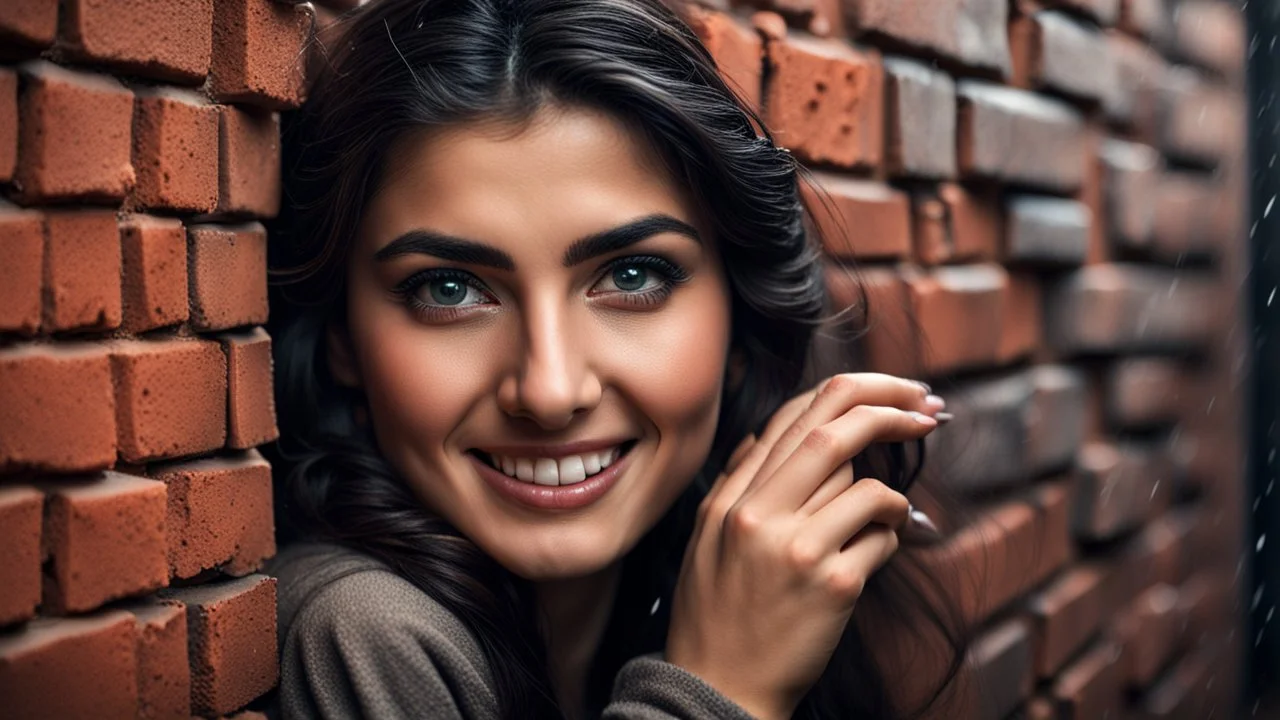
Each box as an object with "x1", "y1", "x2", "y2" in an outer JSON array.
[{"x1": 480, "y1": 523, "x2": 634, "y2": 581}]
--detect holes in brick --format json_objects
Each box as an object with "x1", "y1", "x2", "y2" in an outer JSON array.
[
  {"x1": 815, "y1": 80, "x2": 828, "y2": 93},
  {"x1": 806, "y1": 98, "x2": 820, "y2": 112}
]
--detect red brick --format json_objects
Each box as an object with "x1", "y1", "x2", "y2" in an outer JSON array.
[
  {"x1": 1103, "y1": 31, "x2": 1167, "y2": 138},
  {"x1": 44, "y1": 209, "x2": 123, "y2": 332},
  {"x1": 957, "y1": 81, "x2": 1085, "y2": 192},
  {"x1": 1139, "y1": 646, "x2": 1216, "y2": 719},
  {"x1": 1112, "y1": 583, "x2": 1182, "y2": 686},
  {"x1": 742, "y1": 0, "x2": 840, "y2": 37},
  {"x1": 763, "y1": 33, "x2": 882, "y2": 170},
  {"x1": 1177, "y1": 573, "x2": 1234, "y2": 648},
  {"x1": 217, "y1": 105, "x2": 281, "y2": 217},
  {"x1": 0, "y1": 343, "x2": 116, "y2": 473},
  {"x1": 1150, "y1": 171, "x2": 1220, "y2": 260},
  {"x1": 834, "y1": 264, "x2": 915, "y2": 376},
  {"x1": 15, "y1": 61, "x2": 134, "y2": 203},
  {"x1": 0, "y1": 67, "x2": 16, "y2": 181},
  {"x1": 41, "y1": 472, "x2": 169, "y2": 614},
  {"x1": 122, "y1": 598, "x2": 190, "y2": 720},
  {"x1": 1160, "y1": 66, "x2": 1237, "y2": 166},
  {"x1": 685, "y1": 7, "x2": 763, "y2": 111},
  {"x1": 1041, "y1": 0, "x2": 1119, "y2": 24},
  {"x1": 1105, "y1": 357, "x2": 1182, "y2": 428},
  {"x1": 59, "y1": 0, "x2": 213, "y2": 83},
  {"x1": 1028, "y1": 565, "x2": 1107, "y2": 677},
  {"x1": 0, "y1": 0, "x2": 57, "y2": 53},
  {"x1": 1050, "y1": 641, "x2": 1125, "y2": 720},
  {"x1": 1005, "y1": 195, "x2": 1090, "y2": 266},
  {"x1": 129, "y1": 87, "x2": 219, "y2": 213},
  {"x1": 1172, "y1": 1, "x2": 1244, "y2": 79},
  {"x1": 845, "y1": 0, "x2": 1010, "y2": 75},
  {"x1": 997, "y1": 272, "x2": 1041, "y2": 362},
  {"x1": 160, "y1": 574, "x2": 278, "y2": 716},
  {"x1": 0, "y1": 486, "x2": 43, "y2": 627},
  {"x1": 210, "y1": 0, "x2": 310, "y2": 110},
  {"x1": 153, "y1": 449, "x2": 274, "y2": 579},
  {"x1": 1099, "y1": 139, "x2": 1161, "y2": 251},
  {"x1": 221, "y1": 328, "x2": 279, "y2": 449},
  {"x1": 1119, "y1": 0, "x2": 1172, "y2": 45},
  {"x1": 927, "y1": 372, "x2": 1034, "y2": 493},
  {"x1": 120, "y1": 215, "x2": 190, "y2": 333},
  {"x1": 0, "y1": 201, "x2": 43, "y2": 334},
  {"x1": 907, "y1": 263, "x2": 1007, "y2": 376},
  {"x1": 1073, "y1": 442, "x2": 1166, "y2": 542},
  {"x1": 913, "y1": 183, "x2": 1001, "y2": 266},
  {"x1": 0, "y1": 611, "x2": 138, "y2": 719},
  {"x1": 803, "y1": 173, "x2": 911, "y2": 260},
  {"x1": 883, "y1": 56, "x2": 955, "y2": 179},
  {"x1": 1010, "y1": 9, "x2": 1115, "y2": 105},
  {"x1": 110, "y1": 339, "x2": 228, "y2": 463},
  {"x1": 188, "y1": 223, "x2": 269, "y2": 331}
]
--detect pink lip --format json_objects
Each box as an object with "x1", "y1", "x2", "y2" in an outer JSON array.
[
  {"x1": 468, "y1": 444, "x2": 634, "y2": 511},
  {"x1": 472, "y1": 438, "x2": 633, "y2": 458}
]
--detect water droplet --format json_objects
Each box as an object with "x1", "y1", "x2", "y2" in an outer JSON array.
[
  {"x1": 1259, "y1": 534, "x2": 1267, "y2": 552},
  {"x1": 650, "y1": 597, "x2": 661, "y2": 615},
  {"x1": 1267, "y1": 195, "x2": 1276, "y2": 218}
]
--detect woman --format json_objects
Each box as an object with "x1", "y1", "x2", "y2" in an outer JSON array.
[{"x1": 265, "y1": 0, "x2": 963, "y2": 718}]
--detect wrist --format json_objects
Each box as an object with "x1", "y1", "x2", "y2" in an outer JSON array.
[{"x1": 663, "y1": 653, "x2": 792, "y2": 720}]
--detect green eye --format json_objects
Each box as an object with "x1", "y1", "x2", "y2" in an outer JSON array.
[
  {"x1": 612, "y1": 265, "x2": 647, "y2": 292},
  {"x1": 429, "y1": 279, "x2": 468, "y2": 305}
]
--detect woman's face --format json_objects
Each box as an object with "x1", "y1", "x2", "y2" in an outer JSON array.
[{"x1": 333, "y1": 104, "x2": 733, "y2": 580}]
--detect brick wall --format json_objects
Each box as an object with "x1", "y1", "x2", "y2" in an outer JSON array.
[{"x1": 0, "y1": 0, "x2": 1249, "y2": 718}]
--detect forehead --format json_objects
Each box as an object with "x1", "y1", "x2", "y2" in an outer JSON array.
[{"x1": 360, "y1": 104, "x2": 703, "y2": 252}]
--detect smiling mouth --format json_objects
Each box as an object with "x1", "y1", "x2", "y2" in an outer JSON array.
[{"x1": 469, "y1": 440, "x2": 638, "y2": 487}]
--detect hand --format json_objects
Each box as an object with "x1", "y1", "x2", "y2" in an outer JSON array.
[{"x1": 664, "y1": 373, "x2": 943, "y2": 720}]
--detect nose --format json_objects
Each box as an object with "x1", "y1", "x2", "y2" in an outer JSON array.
[{"x1": 497, "y1": 297, "x2": 603, "y2": 430}]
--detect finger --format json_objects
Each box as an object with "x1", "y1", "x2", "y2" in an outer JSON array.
[
  {"x1": 801, "y1": 478, "x2": 910, "y2": 552},
  {"x1": 748, "y1": 404, "x2": 936, "y2": 512},
  {"x1": 747, "y1": 374, "x2": 935, "y2": 496},
  {"x1": 820, "y1": 525, "x2": 900, "y2": 602},
  {"x1": 724, "y1": 434, "x2": 757, "y2": 476},
  {"x1": 703, "y1": 389, "x2": 814, "y2": 511},
  {"x1": 798, "y1": 461, "x2": 854, "y2": 516}
]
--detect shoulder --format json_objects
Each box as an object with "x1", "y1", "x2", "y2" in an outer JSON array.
[{"x1": 267, "y1": 541, "x2": 499, "y2": 719}]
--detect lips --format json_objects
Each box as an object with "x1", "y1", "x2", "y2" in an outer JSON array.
[
  {"x1": 472, "y1": 442, "x2": 634, "y2": 486},
  {"x1": 467, "y1": 440, "x2": 638, "y2": 511}
]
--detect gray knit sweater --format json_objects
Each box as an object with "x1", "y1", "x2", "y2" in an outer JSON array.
[{"x1": 267, "y1": 542, "x2": 759, "y2": 719}]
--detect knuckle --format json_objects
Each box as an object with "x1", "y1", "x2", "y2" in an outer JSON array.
[
  {"x1": 824, "y1": 567, "x2": 866, "y2": 601},
  {"x1": 724, "y1": 502, "x2": 765, "y2": 538},
  {"x1": 785, "y1": 538, "x2": 824, "y2": 572},
  {"x1": 800, "y1": 425, "x2": 837, "y2": 454}
]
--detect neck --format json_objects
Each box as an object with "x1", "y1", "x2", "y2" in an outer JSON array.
[{"x1": 534, "y1": 562, "x2": 623, "y2": 720}]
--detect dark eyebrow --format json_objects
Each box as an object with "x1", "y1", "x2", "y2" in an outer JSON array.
[{"x1": 373, "y1": 214, "x2": 701, "y2": 270}]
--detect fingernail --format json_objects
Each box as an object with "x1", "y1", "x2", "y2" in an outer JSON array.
[
  {"x1": 909, "y1": 411, "x2": 937, "y2": 425},
  {"x1": 915, "y1": 380, "x2": 933, "y2": 394},
  {"x1": 935, "y1": 412, "x2": 953, "y2": 425},
  {"x1": 925, "y1": 394, "x2": 946, "y2": 411},
  {"x1": 902, "y1": 504, "x2": 943, "y2": 544}
]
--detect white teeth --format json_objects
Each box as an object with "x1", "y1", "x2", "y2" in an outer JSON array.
[
  {"x1": 533, "y1": 458, "x2": 559, "y2": 486},
  {"x1": 500, "y1": 456, "x2": 515, "y2": 476},
  {"x1": 602, "y1": 449, "x2": 615, "y2": 467},
  {"x1": 558, "y1": 456, "x2": 587, "y2": 485},
  {"x1": 515, "y1": 458, "x2": 534, "y2": 482},
  {"x1": 583, "y1": 453, "x2": 602, "y2": 475}
]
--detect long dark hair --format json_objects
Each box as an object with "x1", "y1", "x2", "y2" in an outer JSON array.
[{"x1": 266, "y1": 1, "x2": 966, "y2": 717}]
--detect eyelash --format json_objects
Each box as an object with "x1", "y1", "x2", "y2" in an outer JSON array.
[{"x1": 390, "y1": 255, "x2": 692, "y2": 322}]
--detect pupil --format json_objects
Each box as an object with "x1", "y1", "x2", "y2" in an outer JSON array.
[
  {"x1": 614, "y1": 266, "x2": 646, "y2": 292},
  {"x1": 430, "y1": 280, "x2": 466, "y2": 305}
]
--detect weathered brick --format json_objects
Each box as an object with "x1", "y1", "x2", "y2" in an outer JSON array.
[
  {"x1": 1112, "y1": 583, "x2": 1182, "y2": 686},
  {"x1": 160, "y1": 574, "x2": 279, "y2": 717},
  {"x1": 1100, "y1": 139, "x2": 1161, "y2": 251},
  {"x1": 0, "y1": 67, "x2": 16, "y2": 181},
  {"x1": 1139, "y1": 646, "x2": 1216, "y2": 719},
  {"x1": 742, "y1": 0, "x2": 840, "y2": 37},
  {"x1": 1150, "y1": 171, "x2": 1220, "y2": 260},
  {"x1": 685, "y1": 6, "x2": 763, "y2": 110},
  {"x1": 907, "y1": 263, "x2": 1007, "y2": 376},
  {"x1": 1010, "y1": 9, "x2": 1115, "y2": 105},
  {"x1": 15, "y1": 61, "x2": 134, "y2": 203},
  {"x1": 221, "y1": 328, "x2": 279, "y2": 449},
  {"x1": 153, "y1": 449, "x2": 275, "y2": 579},
  {"x1": 803, "y1": 173, "x2": 911, "y2": 260},
  {"x1": 764, "y1": 33, "x2": 882, "y2": 170},
  {"x1": 1103, "y1": 30, "x2": 1167, "y2": 137},
  {"x1": 912, "y1": 183, "x2": 1002, "y2": 266},
  {"x1": 0, "y1": 0, "x2": 57, "y2": 53},
  {"x1": 122, "y1": 598, "x2": 190, "y2": 720},
  {"x1": 0, "y1": 201, "x2": 43, "y2": 334},
  {"x1": 217, "y1": 104, "x2": 281, "y2": 217},
  {"x1": 58, "y1": 0, "x2": 213, "y2": 83},
  {"x1": 927, "y1": 372, "x2": 1033, "y2": 493},
  {"x1": 44, "y1": 209, "x2": 123, "y2": 332},
  {"x1": 957, "y1": 81, "x2": 1085, "y2": 192},
  {"x1": 835, "y1": 264, "x2": 915, "y2": 376},
  {"x1": 188, "y1": 223, "x2": 270, "y2": 331},
  {"x1": 883, "y1": 56, "x2": 955, "y2": 179},
  {"x1": 210, "y1": 0, "x2": 310, "y2": 110},
  {"x1": 120, "y1": 215, "x2": 190, "y2": 333},
  {"x1": 1050, "y1": 640, "x2": 1125, "y2": 719},
  {"x1": 1028, "y1": 565, "x2": 1107, "y2": 677},
  {"x1": 1073, "y1": 442, "x2": 1167, "y2": 542},
  {"x1": 1119, "y1": 0, "x2": 1172, "y2": 45},
  {"x1": 130, "y1": 87, "x2": 219, "y2": 213},
  {"x1": 110, "y1": 338, "x2": 228, "y2": 463},
  {"x1": 1160, "y1": 66, "x2": 1237, "y2": 166},
  {"x1": 0, "y1": 343, "x2": 116, "y2": 473},
  {"x1": 1172, "y1": 1, "x2": 1245, "y2": 79},
  {"x1": 956, "y1": 618, "x2": 1034, "y2": 719},
  {"x1": 998, "y1": 272, "x2": 1041, "y2": 363},
  {"x1": 41, "y1": 472, "x2": 169, "y2": 614},
  {"x1": 0, "y1": 486, "x2": 43, "y2": 627},
  {"x1": 0, "y1": 611, "x2": 138, "y2": 719},
  {"x1": 1026, "y1": 364, "x2": 1087, "y2": 475},
  {"x1": 844, "y1": 0, "x2": 1010, "y2": 75},
  {"x1": 1004, "y1": 195, "x2": 1090, "y2": 266},
  {"x1": 1105, "y1": 357, "x2": 1183, "y2": 428}
]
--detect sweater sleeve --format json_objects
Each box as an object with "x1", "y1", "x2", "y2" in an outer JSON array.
[{"x1": 602, "y1": 654, "x2": 759, "y2": 720}]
